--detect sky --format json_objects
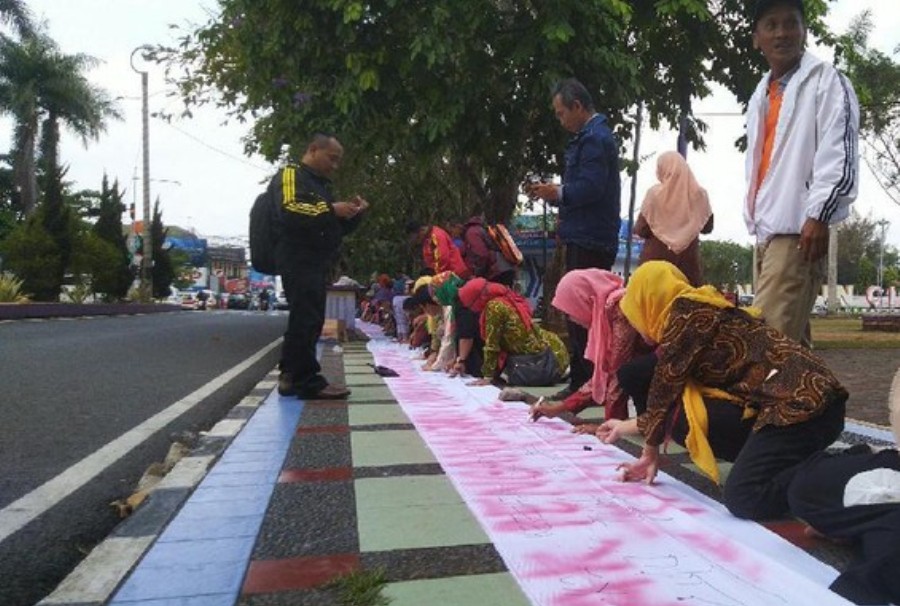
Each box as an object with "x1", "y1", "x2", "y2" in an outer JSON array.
[{"x1": 3, "y1": 0, "x2": 899, "y2": 247}]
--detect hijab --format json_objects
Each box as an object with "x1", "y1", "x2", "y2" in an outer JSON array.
[
  {"x1": 430, "y1": 271, "x2": 464, "y2": 307},
  {"x1": 620, "y1": 261, "x2": 759, "y2": 484},
  {"x1": 639, "y1": 151, "x2": 712, "y2": 254},
  {"x1": 457, "y1": 278, "x2": 533, "y2": 338},
  {"x1": 552, "y1": 269, "x2": 625, "y2": 405}
]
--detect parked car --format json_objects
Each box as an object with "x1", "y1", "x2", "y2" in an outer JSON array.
[
  {"x1": 227, "y1": 292, "x2": 250, "y2": 310},
  {"x1": 180, "y1": 291, "x2": 201, "y2": 310},
  {"x1": 274, "y1": 291, "x2": 290, "y2": 310}
]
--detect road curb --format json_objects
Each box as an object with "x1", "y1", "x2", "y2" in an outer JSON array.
[
  {"x1": 37, "y1": 371, "x2": 279, "y2": 606},
  {"x1": 0, "y1": 302, "x2": 181, "y2": 321}
]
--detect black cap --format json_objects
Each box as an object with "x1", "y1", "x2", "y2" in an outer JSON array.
[
  {"x1": 404, "y1": 220, "x2": 422, "y2": 235},
  {"x1": 753, "y1": 0, "x2": 804, "y2": 26}
]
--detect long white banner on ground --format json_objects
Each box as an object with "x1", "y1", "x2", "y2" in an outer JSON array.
[{"x1": 361, "y1": 328, "x2": 852, "y2": 606}]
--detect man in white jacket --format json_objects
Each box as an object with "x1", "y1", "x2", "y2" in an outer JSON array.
[{"x1": 744, "y1": 0, "x2": 859, "y2": 345}]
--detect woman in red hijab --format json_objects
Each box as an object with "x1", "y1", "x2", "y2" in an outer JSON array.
[{"x1": 456, "y1": 278, "x2": 569, "y2": 386}]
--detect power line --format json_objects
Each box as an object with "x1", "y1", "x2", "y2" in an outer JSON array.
[{"x1": 154, "y1": 118, "x2": 271, "y2": 172}]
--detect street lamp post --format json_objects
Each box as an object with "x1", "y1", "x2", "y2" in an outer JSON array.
[
  {"x1": 877, "y1": 219, "x2": 890, "y2": 297},
  {"x1": 131, "y1": 46, "x2": 153, "y2": 301}
]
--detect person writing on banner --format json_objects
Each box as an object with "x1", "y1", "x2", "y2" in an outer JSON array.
[
  {"x1": 744, "y1": 0, "x2": 859, "y2": 345},
  {"x1": 274, "y1": 133, "x2": 369, "y2": 399},
  {"x1": 530, "y1": 269, "x2": 651, "y2": 423},
  {"x1": 406, "y1": 276, "x2": 458, "y2": 373},
  {"x1": 526, "y1": 77, "x2": 621, "y2": 402},
  {"x1": 786, "y1": 367, "x2": 900, "y2": 605},
  {"x1": 450, "y1": 277, "x2": 569, "y2": 387},
  {"x1": 634, "y1": 151, "x2": 713, "y2": 286},
  {"x1": 596, "y1": 261, "x2": 847, "y2": 521}
]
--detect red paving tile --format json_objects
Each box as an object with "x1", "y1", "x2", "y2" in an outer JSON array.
[
  {"x1": 762, "y1": 519, "x2": 822, "y2": 550},
  {"x1": 278, "y1": 467, "x2": 352, "y2": 483},
  {"x1": 242, "y1": 553, "x2": 360, "y2": 594}
]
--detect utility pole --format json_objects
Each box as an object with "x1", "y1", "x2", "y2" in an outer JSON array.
[
  {"x1": 131, "y1": 46, "x2": 153, "y2": 301},
  {"x1": 877, "y1": 218, "x2": 890, "y2": 295},
  {"x1": 827, "y1": 227, "x2": 838, "y2": 314},
  {"x1": 623, "y1": 101, "x2": 643, "y2": 282}
]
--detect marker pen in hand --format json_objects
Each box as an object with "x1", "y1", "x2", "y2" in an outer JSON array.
[{"x1": 530, "y1": 397, "x2": 545, "y2": 422}]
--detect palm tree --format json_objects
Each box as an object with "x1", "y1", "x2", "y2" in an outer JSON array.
[
  {"x1": 0, "y1": 31, "x2": 121, "y2": 216},
  {"x1": 0, "y1": 0, "x2": 34, "y2": 38}
]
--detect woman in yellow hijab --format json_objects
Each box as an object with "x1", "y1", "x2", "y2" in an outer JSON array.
[{"x1": 597, "y1": 261, "x2": 848, "y2": 521}]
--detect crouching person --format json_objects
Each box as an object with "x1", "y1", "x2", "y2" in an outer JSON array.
[
  {"x1": 786, "y1": 368, "x2": 900, "y2": 605},
  {"x1": 600, "y1": 261, "x2": 846, "y2": 521}
]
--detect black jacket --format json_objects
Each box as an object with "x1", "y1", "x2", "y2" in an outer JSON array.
[{"x1": 271, "y1": 164, "x2": 361, "y2": 269}]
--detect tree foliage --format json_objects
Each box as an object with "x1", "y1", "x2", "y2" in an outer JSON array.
[
  {"x1": 836, "y1": 211, "x2": 898, "y2": 291},
  {"x1": 150, "y1": 198, "x2": 175, "y2": 299},
  {"x1": 0, "y1": 30, "x2": 120, "y2": 216},
  {"x1": 699, "y1": 239, "x2": 753, "y2": 291},
  {"x1": 0, "y1": 215, "x2": 61, "y2": 300},
  {"x1": 837, "y1": 11, "x2": 900, "y2": 207},
  {"x1": 156, "y1": 0, "x2": 832, "y2": 274},
  {"x1": 91, "y1": 175, "x2": 133, "y2": 300}
]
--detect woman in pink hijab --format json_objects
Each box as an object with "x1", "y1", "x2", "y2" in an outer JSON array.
[
  {"x1": 634, "y1": 151, "x2": 713, "y2": 286},
  {"x1": 534, "y1": 269, "x2": 652, "y2": 422}
]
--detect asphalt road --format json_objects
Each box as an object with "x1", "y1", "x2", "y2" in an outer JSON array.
[{"x1": 0, "y1": 309, "x2": 287, "y2": 606}]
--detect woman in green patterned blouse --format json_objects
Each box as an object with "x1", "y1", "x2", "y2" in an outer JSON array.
[{"x1": 455, "y1": 277, "x2": 569, "y2": 385}]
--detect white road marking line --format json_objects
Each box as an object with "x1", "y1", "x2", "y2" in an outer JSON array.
[{"x1": 0, "y1": 338, "x2": 282, "y2": 543}]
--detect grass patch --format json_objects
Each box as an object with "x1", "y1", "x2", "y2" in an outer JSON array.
[
  {"x1": 326, "y1": 568, "x2": 392, "y2": 606},
  {"x1": 811, "y1": 316, "x2": 900, "y2": 349}
]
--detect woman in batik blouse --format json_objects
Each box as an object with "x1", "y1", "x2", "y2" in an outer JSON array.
[{"x1": 598, "y1": 260, "x2": 847, "y2": 521}]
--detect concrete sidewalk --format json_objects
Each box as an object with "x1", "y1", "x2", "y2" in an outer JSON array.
[{"x1": 39, "y1": 326, "x2": 895, "y2": 606}]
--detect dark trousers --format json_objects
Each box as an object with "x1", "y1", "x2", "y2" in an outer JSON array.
[
  {"x1": 788, "y1": 448, "x2": 900, "y2": 605},
  {"x1": 617, "y1": 353, "x2": 753, "y2": 462},
  {"x1": 455, "y1": 306, "x2": 484, "y2": 378},
  {"x1": 280, "y1": 265, "x2": 329, "y2": 396},
  {"x1": 564, "y1": 244, "x2": 616, "y2": 390},
  {"x1": 723, "y1": 390, "x2": 847, "y2": 520}
]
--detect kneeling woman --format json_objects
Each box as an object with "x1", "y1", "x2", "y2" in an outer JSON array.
[
  {"x1": 599, "y1": 261, "x2": 847, "y2": 521},
  {"x1": 536, "y1": 269, "x2": 652, "y2": 422},
  {"x1": 454, "y1": 277, "x2": 569, "y2": 386}
]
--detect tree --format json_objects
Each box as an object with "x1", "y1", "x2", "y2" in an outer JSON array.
[
  {"x1": 0, "y1": 152, "x2": 17, "y2": 242},
  {"x1": 0, "y1": 31, "x2": 120, "y2": 216},
  {"x1": 0, "y1": 0, "x2": 34, "y2": 38},
  {"x1": 837, "y1": 11, "x2": 900, "y2": 206},
  {"x1": 91, "y1": 175, "x2": 133, "y2": 300},
  {"x1": 37, "y1": 110, "x2": 74, "y2": 299},
  {"x1": 157, "y1": 0, "x2": 833, "y2": 226},
  {"x1": 0, "y1": 215, "x2": 61, "y2": 300},
  {"x1": 150, "y1": 198, "x2": 175, "y2": 299},
  {"x1": 699, "y1": 240, "x2": 753, "y2": 291}
]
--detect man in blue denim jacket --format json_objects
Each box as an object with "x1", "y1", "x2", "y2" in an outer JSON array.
[{"x1": 528, "y1": 78, "x2": 621, "y2": 399}]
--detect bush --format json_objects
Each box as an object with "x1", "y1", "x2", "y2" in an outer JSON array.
[
  {"x1": 0, "y1": 272, "x2": 29, "y2": 303},
  {"x1": 0, "y1": 219, "x2": 63, "y2": 301}
]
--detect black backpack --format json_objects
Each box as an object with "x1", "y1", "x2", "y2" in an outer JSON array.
[{"x1": 249, "y1": 188, "x2": 280, "y2": 275}]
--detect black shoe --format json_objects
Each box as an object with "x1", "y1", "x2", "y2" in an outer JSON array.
[
  {"x1": 300, "y1": 384, "x2": 351, "y2": 400},
  {"x1": 277, "y1": 372, "x2": 296, "y2": 397},
  {"x1": 550, "y1": 385, "x2": 577, "y2": 400}
]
